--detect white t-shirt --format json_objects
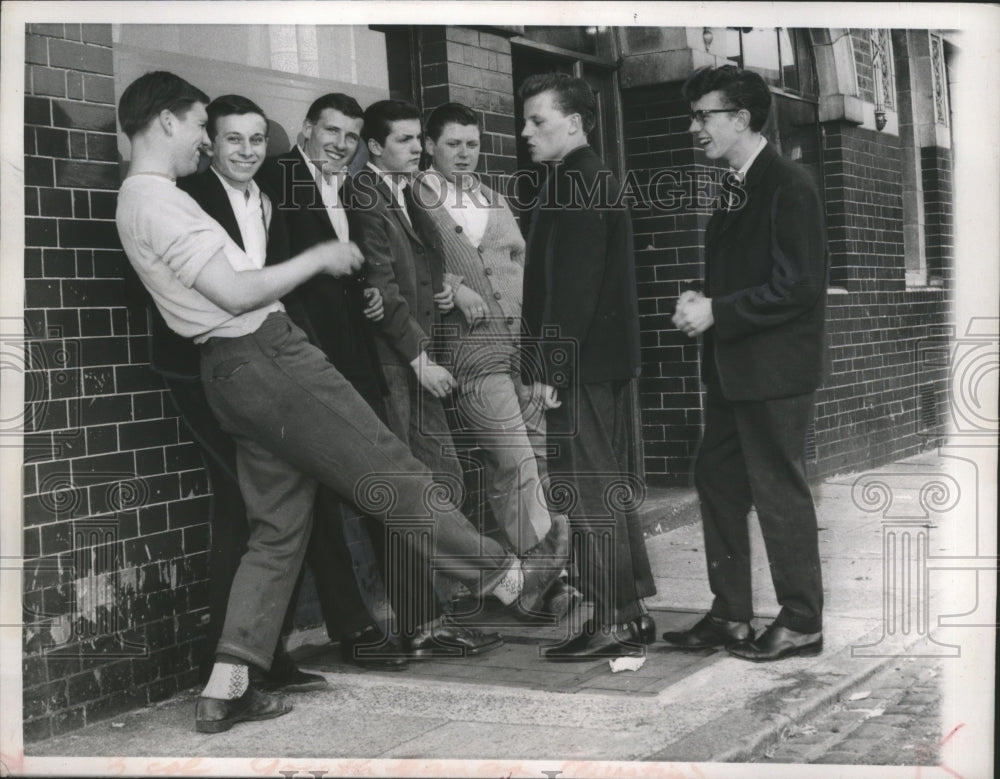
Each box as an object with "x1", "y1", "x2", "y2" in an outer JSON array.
[{"x1": 116, "y1": 173, "x2": 282, "y2": 342}]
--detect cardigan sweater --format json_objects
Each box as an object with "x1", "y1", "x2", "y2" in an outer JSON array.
[{"x1": 415, "y1": 176, "x2": 526, "y2": 383}]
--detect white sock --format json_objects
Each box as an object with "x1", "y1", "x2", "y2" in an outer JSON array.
[
  {"x1": 202, "y1": 662, "x2": 249, "y2": 700},
  {"x1": 491, "y1": 560, "x2": 524, "y2": 605}
]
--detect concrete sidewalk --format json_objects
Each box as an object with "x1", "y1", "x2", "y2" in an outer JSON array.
[{"x1": 24, "y1": 451, "x2": 970, "y2": 774}]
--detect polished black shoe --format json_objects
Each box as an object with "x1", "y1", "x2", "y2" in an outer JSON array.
[
  {"x1": 251, "y1": 655, "x2": 329, "y2": 692},
  {"x1": 405, "y1": 621, "x2": 504, "y2": 659},
  {"x1": 661, "y1": 613, "x2": 754, "y2": 650},
  {"x1": 195, "y1": 687, "x2": 292, "y2": 733},
  {"x1": 628, "y1": 613, "x2": 658, "y2": 645},
  {"x1": 340, "y1": 627, "x2": 409, "y2": 671},
  {"x1": 543, "y1": 620, "x2": 646, "y2": 662},
  {"x1": 727, "y1": 624, "x2": 823, "y2": 662}
]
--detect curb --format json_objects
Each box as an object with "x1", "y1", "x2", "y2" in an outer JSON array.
[{"x1": 650, "y1": 630, "x2": 938, "y2": 764}]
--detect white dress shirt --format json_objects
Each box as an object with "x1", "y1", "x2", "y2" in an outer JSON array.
[
  {"x1": 210, "y1": 168, "x2": 269, "y2": 268},
  {"x1": 298, "y1": 145, "x2": 350, "y2": 242}
]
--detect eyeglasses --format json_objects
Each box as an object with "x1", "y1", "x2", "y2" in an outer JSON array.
[{"x1": 689, "y1": 108, "x2": 737, "y2": 124}]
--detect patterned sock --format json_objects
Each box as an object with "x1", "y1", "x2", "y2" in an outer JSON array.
[
  {"x1": 491, "y1": 560, "x2": 524, "y2": 605},
  {"x1": 202, "y1": 662, "x2": 249, "y2": 700}
]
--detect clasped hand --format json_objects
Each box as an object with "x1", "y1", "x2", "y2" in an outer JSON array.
[{"x1": 672, "y1": 290, "x2": 714, "y2": 338}]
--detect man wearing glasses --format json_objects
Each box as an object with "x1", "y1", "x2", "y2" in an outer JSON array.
[{"x1": 668, "y1": 65, "x2": 828, "y2": 662}]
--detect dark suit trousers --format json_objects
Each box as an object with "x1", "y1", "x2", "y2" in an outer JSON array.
[
  {"x1": 162, "y1": 375, "x2": 375, "y2": 670},
  {"x1": 547, "y1": 380, "x2": 655, "y2": 625},
  {"x1": 694, "y1": 381, "x2": 824, "y2": 634}
]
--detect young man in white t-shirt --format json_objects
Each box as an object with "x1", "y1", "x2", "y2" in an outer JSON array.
[{"x1": 115, "y1": 71, "x2": 568, "y2": 734}]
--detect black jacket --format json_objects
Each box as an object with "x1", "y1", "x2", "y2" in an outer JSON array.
[
  {"x1": 259, "y1": 149, "x2": 387, "y2": 402},
  {"x1": 521, "y1": 145, "x2": 641, "y2": 388},
  {"x1": 703, "y1": 142, "x2": 829, "y2": 400}
]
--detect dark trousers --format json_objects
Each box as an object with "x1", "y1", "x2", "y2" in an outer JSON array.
[
  {"x1": 162, "y1": 375, "x2": 375, "y2": 672},
  {"x1": 546, "y1": 380, "x2": 655, "y2": 625},
  {"x1": 200, "y1": 313, "x2": 513, "y2": 667},
  {"x1": 694, "y1": 381, "x2": 824, "y2": 634}
]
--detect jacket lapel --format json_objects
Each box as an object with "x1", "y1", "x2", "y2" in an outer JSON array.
[
  {"x1": 718, "y1": 142, "x2": 777, "y2": 233},
  {"x1": 288, "y1": 148, "x2": 338, "y2": 240},
  {"x1": 376, "y1": 174, "x2": 423, "y2": 247},
  {"x1": 198, "y1": 172, "x2": 245, "y2": 250}
]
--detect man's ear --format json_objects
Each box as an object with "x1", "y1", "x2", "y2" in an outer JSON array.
[
  {"x1": 423, "y1": 136, "x2": 435, "y2": 157},
  {"x1": 367, "y1": 137, "x2": 383, "y2": 159},
  {"x1": 158, "y1": 109, "x2": 175, "y2": 136},
  {"x1": 735, "y1": 108, "x2": 752, "y2": 132},
  {"x1": 301, "y1": 119, "x2": 313, "y2": 142},
  {"x1": 568, "y1": 112, "x2": 583, "y2": 136}
]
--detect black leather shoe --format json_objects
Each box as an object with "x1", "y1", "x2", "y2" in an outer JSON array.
[
  {"x1": 544, "y1": 620, "x2": 646, "y2": 662},
  {"x1": 251, "y1": 655, "x2": 329, "y2": 692},
  {"x1": 340, "y1": 627, "x2": 409, "y2": 671},
  {"x1": 727, "y1": 624, "x2": 823, "y2": 662},
  {"x1": 628, "y1": 613, "x2": 657, "y2": 645},
  {"x1": 661, "y1": 613, "x2": 754, "y2": 650},
  {"x1": 195, "y1": 687, "x2": 292, "y2": 733},
  {"x1": 405, "y1": 621, "x2": 504, "y2": 659}
]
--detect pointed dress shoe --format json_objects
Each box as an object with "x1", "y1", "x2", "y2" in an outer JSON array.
[
  {"x1": 404, "y1": 620, "x2": 504, "y2": 659},
  {"x1": 195, "y1": 687, "x2": 292, "y2": 733},
  {"x1": 250, "y1": 654, "x2": 329, "y2": 692},
  {"x1": 727, "y1": 623, "x2": 823, "y2": 662},
  {"x1": 340, "y1": 626, "x2": 409, "y2": 671},
  {"x1": 661, "y1": 613, "x2": 755, "y2": 650},
  {"x1": 543, "y1": 619, "x2": 647, "y2": 662}
]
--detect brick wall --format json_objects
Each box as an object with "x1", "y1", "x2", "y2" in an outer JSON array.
[
  {"x1": 419, "y1": 26, "x2": 517, "y2": 179},
  {"x1": 851, "y1": 29, "x2": 875, "y2": 104},
  {"x1": 921, "y1": 145, "x2": 953, "y2": 284},
  {"x1": 623, "y1": 83, "x2": 716, "y2": 485},
  {"x1": 22, "y1": 24, "x2": 210, "y2": 742}
]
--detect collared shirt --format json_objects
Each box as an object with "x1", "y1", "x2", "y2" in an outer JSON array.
[
  {"x1": 210, "y1": 168, "x2": 269, "y2": 268},
  {"x1": 421, "y1": 167, "x2": 490, "y2": 247},
  {"x1": 298, "y1": 145, "x2": 349, "y2": 241},
  {"x1": 732, "y1": 136, "x2": 768, "y2": 183},
  {"x1": 366, "y1": 161, "x2": 412, "y2": 226}
]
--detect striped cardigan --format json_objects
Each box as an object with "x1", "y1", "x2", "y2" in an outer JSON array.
[{"x1": 415, "y1": 177, "x2": 526, "y2": 382}]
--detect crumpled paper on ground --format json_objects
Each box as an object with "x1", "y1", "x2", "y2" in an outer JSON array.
[{"x1": 608, "y1": 654, "x2": 646, "y2": 672}]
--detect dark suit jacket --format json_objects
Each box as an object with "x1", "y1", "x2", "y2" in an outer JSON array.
[
  {"x1": 343, "y1": 166, "x2": 447, "y2": 368},
  {"x1": 259, "y1": 149, "x2": 387, "y2": 402},
  {"x1": 145, "y1": 168, "x2": 293, "y2": 378},
  {"x1": 703, "y1": 142, "x2": 828, "y2": 401},
  {"x1": 521, "y1": 144, "x2": 641, "y2": 389}
]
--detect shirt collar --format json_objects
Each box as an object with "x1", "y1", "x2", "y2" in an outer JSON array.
[
  {"x1": 210, "y1": 166, "x2": 260, "y2": 201},
  {"x1": 421, "y1": 166, "x2": 481, "y2": 203},
  {"x1": 366, "y1": 161, "x2": 410, "y2": 199},
  {"x1": 733, "y1": 136, "x2": 768, "y2": 182},
  {"x1": 298, "y1": 145, "x2": 346, "y2": 190}
]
